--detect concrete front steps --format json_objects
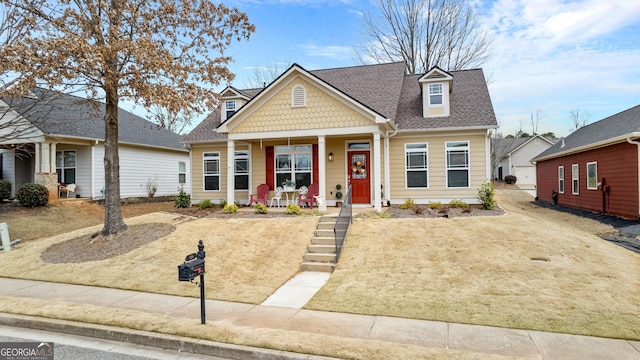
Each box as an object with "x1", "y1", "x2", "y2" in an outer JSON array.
[{"x1": 301, "y1": 216, "x2": 337, "y2": 273}]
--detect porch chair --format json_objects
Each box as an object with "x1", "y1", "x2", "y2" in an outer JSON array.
[
  {"x1": 270, "y1": 186, "x2": 285, "y2": 207},
  {"x1": 249, "y1": 183, "x2": 269, "y2": 207},
  {"x1": 298, "y1": 183, "x2": 319, "y2": 209},
  {"x1": 60, "y1": 183, "x2": 77, "y2": 198}
]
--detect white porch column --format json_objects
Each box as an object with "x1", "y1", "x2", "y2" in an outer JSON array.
[
  {"x1": 41, "y1": 142, "x2": 50, "y2": 173},
  {"x1": 226, "y1": 140, "x2": 235, "y2": 205},
  {"x1": 34, "y1": 143, "x2": 41, "y2": 173},
  {"x1": 373, "y1": 132, "x2": 382, "y2": 212},
  {"x1": 49, "y1": 142, "x2": 57, "y2": 175},
  {"x1": 317, "y1": 135, "x2": 327, "y2": 211},
  {"x1": 384, "y1": 134, "x2": 390, "y2": 205}
]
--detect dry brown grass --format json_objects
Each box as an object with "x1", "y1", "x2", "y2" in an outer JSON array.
[
  {"x1": 0, "y1": 212, "x2": 317, "y2": 304},
  {"x1": 306, "y1": 190, "x2": 640, "y2": 340},
  {"x1": 0, "y1": 200, "x2": 175, "y2": 242},
  {"x1": 1, "y1": 190, "x2": 639, "y2": 346}
]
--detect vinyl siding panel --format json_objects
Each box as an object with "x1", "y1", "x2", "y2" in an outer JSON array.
[
  {"x1": 117, "y1": 145, "x2": 190, "y2": 199},
  {"x1": 536, "y1": 142, "x2": 639, "y2": 219},
  {"x1": 388, "y1": 131, "x2": 487, "y2": 204}
]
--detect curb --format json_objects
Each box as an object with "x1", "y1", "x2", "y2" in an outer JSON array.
[{"x1": 0, "y1": 313, "x2": 335, "y2": 360}]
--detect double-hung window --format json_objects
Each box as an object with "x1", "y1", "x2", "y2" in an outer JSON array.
[
  {"x1": 225, "y1": 100, "x2": 236, "y2": 118},
  {"x1": 178, "y1": 162, "x2": 186, "y2": 184},
  {"x1": 558, "y1": 166, "x2": 564, "y2": 193},
  {"x1": 234, "y1": 150, "x2": 250, "y2": 190},
  {"x1": 572, "y1": 164, "x2": 579, "y2": 195},
  {"x1": 446, "y1": 141, "x2": 470, "y2": 188},
  {"x1": 429, "y1": 83, "x2": 443, "y2": 105},
  {"x1": 203, "y1": 152, "x2": 220, "y2": 191},
  {"x1": 274, "y1": 145, "x2": 312, "y2": 188},
  {"x1": 587, "y1": 162, "x2": 597, "y2": 190},
  {"x1": 405, "y1": 143, "x2": 428, "y2": 188},
  {"x1": 56, "y1": 150, "x2": 76, "y2": 184}
]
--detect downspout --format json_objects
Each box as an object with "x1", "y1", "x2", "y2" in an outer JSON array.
[{"x1": 627, "y1": 135, "x2": 640, "y2": 220}]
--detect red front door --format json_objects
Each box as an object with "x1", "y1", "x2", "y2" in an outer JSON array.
[{"x1": 348, "y1": 151, "x2": 370, "y2": 204}]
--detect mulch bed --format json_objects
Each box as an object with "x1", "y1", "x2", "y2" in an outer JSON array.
[{"x1": 384, "y1": 205, "x2": 505, "y2": 218}]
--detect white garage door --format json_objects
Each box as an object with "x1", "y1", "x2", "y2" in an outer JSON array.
[{"x1": 514, "y1": 166, "x2": 537, "y2": 187}]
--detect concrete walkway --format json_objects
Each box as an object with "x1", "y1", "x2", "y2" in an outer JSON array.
[{"x1": 0, "y1": 277, "x2": 639, "y2": 359}]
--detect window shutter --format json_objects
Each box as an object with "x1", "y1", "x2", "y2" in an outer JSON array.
[
  {"x1": 312, "y1": 144, "x2": 318, "y2": 185},
  {"x1": 266, "y1": 146, "x2": 274, "y2": 190}
]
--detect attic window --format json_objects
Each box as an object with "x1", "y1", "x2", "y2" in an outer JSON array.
[
  {"x1": 225, "y1": 100, "x2": 236, "y2": 118},
  {"x1": 428, "y1": 83, "x2": 443, "y2": 105},
  {"x1": 292, "y1": 85, "x2": 306, "y2": 108}
]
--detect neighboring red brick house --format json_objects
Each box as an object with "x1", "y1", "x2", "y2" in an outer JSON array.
[{"x1": 532, "y1": 105, "x2": 640, "y2": 220}]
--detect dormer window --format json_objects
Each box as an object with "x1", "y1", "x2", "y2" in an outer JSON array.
[
  {"x1": 428, "y1": 83, "x2": 443, "y2": 105},
  {"x1": 225, "y1": 100, "x2": 236, "y2": 118}
]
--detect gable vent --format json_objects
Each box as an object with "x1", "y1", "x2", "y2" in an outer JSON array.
[{"x1": 292, "y1": 85, "x2": 306, "y2": 108}]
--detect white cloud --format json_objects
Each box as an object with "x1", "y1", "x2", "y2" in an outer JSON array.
[
  {"x1": 298, "y1": 44, "x2": 353, "y2": 60},
  {"x1": 482, "y1": 0, "x2": 640, "y2": 137}
]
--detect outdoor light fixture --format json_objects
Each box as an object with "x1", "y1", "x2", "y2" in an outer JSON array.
[{"x1": 328, "y1": 152, "x2": 333, "y2": 162}]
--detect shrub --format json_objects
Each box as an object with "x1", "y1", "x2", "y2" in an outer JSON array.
[
  {"x1": 399, "y1": 198, "x2": 414, "y2": 209},
  {"x1": 223, "y1": 204, "x2": 238, "y2": 214},
  {"x1": 449, "y1": 199, "x2": 468, "y2": 208},
  {"x1": 16, "y1": 183, "x2": 48, "y2": 207},
  {"x1": 505, "y1": 175, "x2": 517, "y2": 184},
  {"x1": 174, "y1": 189, "x2": 191, "y2": 208},
  {"x1": 197, "y1": 199, "x2": 213, "y2": 209},
  {"x1": 254, "y1": 203, "x2": 268, "y2": 214},
  {"x1": 428, "y1": 201, "x2": 442, "y2": 210},
  {"x1": 0, "y1": 179, "x2": 11, "y2": 200},
  {"x1": 285, "y1": 204, "x2": 301, "y2": 215},
  {"x1": 219, "y1": 199, "x2": 227, "y2": 208},
  {"x1": 478, "y1": 182, "x2": 496, "y2": 210}
]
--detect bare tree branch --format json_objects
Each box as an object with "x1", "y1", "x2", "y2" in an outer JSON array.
[{"x1": 355, "y1": 0, "x2": 491, "y2": 73}]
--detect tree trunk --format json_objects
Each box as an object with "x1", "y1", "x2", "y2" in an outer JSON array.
[{"x1": 101, "y1": 80, "x2": 127, "y2": 236}]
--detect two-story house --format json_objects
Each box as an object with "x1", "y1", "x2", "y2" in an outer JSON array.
[{"x1": 183, "y1": 62, "x2": 497, "y2": 211}]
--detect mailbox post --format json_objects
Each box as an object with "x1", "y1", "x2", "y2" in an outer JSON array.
[{"x1": 178, "y1": 240, "x2": 206, "y2": 324}]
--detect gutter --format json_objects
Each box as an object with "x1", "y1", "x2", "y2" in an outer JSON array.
[
  {"x1": 535, "y1": 132, "x2": 640, "y2": 162},
  {"x1": 627, "y1": 136, "x2": 640, "y2": 220}
]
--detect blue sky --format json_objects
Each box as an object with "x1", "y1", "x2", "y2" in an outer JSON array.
[{"x1": 203, "y1": 0, "x2": 640, "y2": 138}]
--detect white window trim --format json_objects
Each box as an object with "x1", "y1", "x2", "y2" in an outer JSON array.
[
  {"x1": 291, "y1": 85, "x2": 307, "y2": 108},
  {"x1": 234, "y1": 149, "x2": 251, "y2": 191},
  {"x1": 178, "y1": 161, "x2": 187, "y2": 184},
  {"x1": 428, "y1": 83, "x2": 443, "y2": 106},
  {"x1": 275, "y1": 145, "x2": 313, "y2": 188},
  {"x1": 445, "y1": 141, "x2": 470, "y2": 189},
  {"x1": 203, "y1": 152, "x2": 221, "y2": 192},
  {"x1": 404, "y1": 142, "x2": 429, "y2": 189},
  {"x1": 225, "y1": 100, "x2": 236, "y2": 118},
  {"x1": 587, "y1": 161, "x2": 598, "y2": 190},
  {"x1": 558, "y1": 166, "x2": 564, "y2": 194},
  {"x1": 572, "y1": 164, "x2": 579, "y2": 195},
  {"x1": 56, "y1": 150, "x2": 76, "y2": 184}
]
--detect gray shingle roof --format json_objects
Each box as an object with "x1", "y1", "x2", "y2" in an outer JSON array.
[
  {"x1": 182, "y1": 107, "x2": 227, "y2": 143},
  {"x1": 533, "y1": 104, "x2": 640, "y2": 161},
  {"x1": 395, "y1": 69, "x2": 497, "y2": 130},
  {"x1": 185, "y1": 62, "x2": 497, "y2": 142},
  {"x1": 3, "y1": 88, "x2": 186, "y2": 151},
  {"x1": 493, "y1": 138, "x2": 530, "y2": 161}
]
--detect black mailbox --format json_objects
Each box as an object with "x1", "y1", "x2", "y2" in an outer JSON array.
[{"x1": 178, "y1": 258, "x2": 205, "y2": 281}]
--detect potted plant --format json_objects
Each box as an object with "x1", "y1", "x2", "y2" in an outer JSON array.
[
  {"x1": 282, "y1": 179, "x2": 295, "y2": 191},
  {"x1": 335, "y1": 184, "x2": 343, "y2": 207}
]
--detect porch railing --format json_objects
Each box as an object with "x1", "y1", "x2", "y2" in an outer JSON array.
[{"x1": 333, "y1": 185, "x2": 352, "y2": 260}]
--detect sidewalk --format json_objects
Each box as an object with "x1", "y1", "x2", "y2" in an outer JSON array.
[{"x1": 0, "y1": 277, "x2": 639, "y2": 359}]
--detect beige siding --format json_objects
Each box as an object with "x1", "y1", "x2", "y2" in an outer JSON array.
[
  {"x1": 191, "y1": 143, "x2": 251, "y2": 203},
  {"x1": 230, "y1": 78, "x2": 373, "y2": 134},
  {"x1": 427, "y1": 107, "x2": 445, "y2": 116},
  {"x1": 388, "y1": 131, "x2": 487, "y2": 203}
]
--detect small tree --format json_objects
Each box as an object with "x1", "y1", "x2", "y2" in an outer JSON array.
[{"x1": 477, "y1": 182, "x2": 496, "y2": 210}]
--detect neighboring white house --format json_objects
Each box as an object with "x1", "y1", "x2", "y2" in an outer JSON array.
[
  {"x1": 0, "y1": 88, "x2": 189, "y2": 199},
  {"x1": 492, "y1": 135, "x2": 556, "y2": 186}
]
